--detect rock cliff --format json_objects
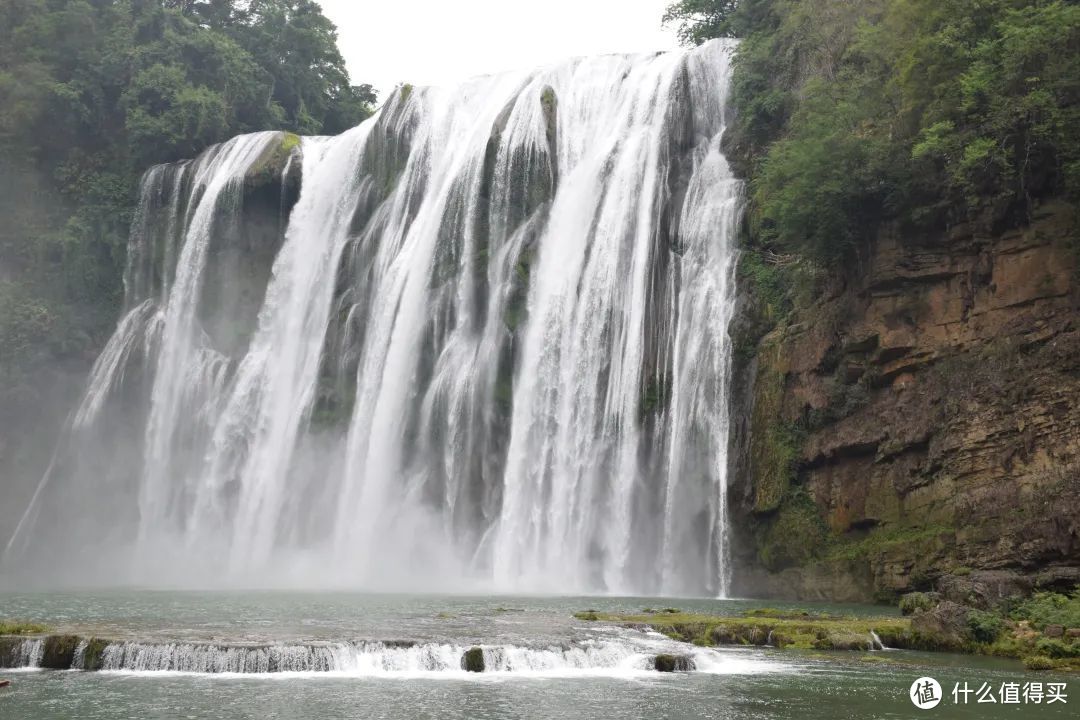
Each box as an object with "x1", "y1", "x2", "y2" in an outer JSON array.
[{"x1": 729, "y1": 200, "x2": 1080, "y2": 602}]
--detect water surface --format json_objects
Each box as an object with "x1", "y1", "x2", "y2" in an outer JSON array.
[{"x1": 0, "y1": 592, "x2": 1071, "y2": 719}]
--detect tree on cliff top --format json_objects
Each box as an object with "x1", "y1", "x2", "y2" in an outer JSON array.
[{"x1": 666, "y1": 0, "x2": 1080, "y2": 263}]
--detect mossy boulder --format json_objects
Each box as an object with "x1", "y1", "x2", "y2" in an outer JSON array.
[
  {"x1": 654, "y1": 653, "x2": 695, "y2": 672},
  {"x1": 899, "y1": 591, "x2": 939, "y2": 616},
  {"x1": 461, "y1": 646, "x2": 485, "y2": 672},
  {"x1": 41, "y1": 635, "x2": 80, "y2": 669},
  {"x1": 80, "y1": 638, "x2": 110, "y2": 671},
  {"x1": 909, "y1": 601, "x2": 972, "y2": 651}
]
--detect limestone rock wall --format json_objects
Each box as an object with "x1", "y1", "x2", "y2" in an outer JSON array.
[{"x1": 730, "y1": 200, "x2": 1080, "y2": 602}]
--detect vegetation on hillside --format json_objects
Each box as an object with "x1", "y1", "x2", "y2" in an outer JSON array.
[
  {"x1": 666, "y1": 0, "x2": 1080, "y2": 265},
  {"x1": 0, "y1": 0, "x2": 374, "y2": 498}
]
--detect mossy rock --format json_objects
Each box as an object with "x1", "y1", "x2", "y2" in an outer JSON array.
[
  {"x1": 817, "y1": 631, "x2": 873, "y2": 651},
  {"x1": 81, "y1": 638, "x2": 110, "y2": 671},
  {"x1": 0, "y1": 637, "x2": 23, "y2": 667},
  {"x1": 585, "y1": 611, "x2": 914, "y2": 653},
  {"x1": 748, "y1": 334, "x2": 795, "y2": 513},
  {"x1": 461, "y1": 646, "x2": 485, "y2": 672},
  {"x1": 654, "y1": 653, "x2": 695, "y2": 672},
  {"x1": 899, "y1": 591, "x2": 939, "y2": 616},
  {"x1": 41, "y1": 635, "x2": 80, "y2": 669},
  {"x1": 244, "y1": 132, "x2": 302, "y2": 190}
]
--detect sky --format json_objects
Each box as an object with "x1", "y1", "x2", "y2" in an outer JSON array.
[{"x1": 316, "y1": 0, "x2": 681, "y2": 100}]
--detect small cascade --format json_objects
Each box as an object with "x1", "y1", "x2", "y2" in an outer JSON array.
[
  {"x1": 5, "y1": 639, "x2": 45, "y2": 668},
  {"x1": 869, "y1": 631, "x2": 889, "y2": 651},
  {"x1": 84, "y1": 640, "x2": 647, "y2": 675},
  {"x1": 72, "y1": 639, "x2": 87, "y2": 669}
]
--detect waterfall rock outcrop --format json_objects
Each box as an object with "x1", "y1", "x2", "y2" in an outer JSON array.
[{"x1": 729, "y1": 200, "x2": 1080, "y2": 602}]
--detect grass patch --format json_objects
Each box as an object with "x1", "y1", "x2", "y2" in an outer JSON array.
[
  {"x1": 0, "y1": 621, "x2": 49, "y2": 635},
  {"x1": 575, "y1": 610, "x2": 910, "y2": 651}
]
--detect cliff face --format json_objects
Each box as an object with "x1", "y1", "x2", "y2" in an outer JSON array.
[{"x1": 730, "y1": 200, "x2": 1080, "y2": 602}]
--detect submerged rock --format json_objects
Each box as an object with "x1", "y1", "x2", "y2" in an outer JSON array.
[
  {"x1": 653, "y1": 653, "x2": 695, "y2": 672},
  {"x1": 461, "y1": 646, "x2": 485, "y2": 672}
]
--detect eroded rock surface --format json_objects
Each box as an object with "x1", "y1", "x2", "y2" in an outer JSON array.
[{"x1": 731, "y1": 200, "x2": 1080, "y2": 601}]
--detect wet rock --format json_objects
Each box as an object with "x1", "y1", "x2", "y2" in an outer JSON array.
[
  {"x1": 0, "y1": 638, "x2": 22, "y2": 667},
  {"x1": 1066, "y1": 628, "x2": 1080, "y2": 639},
  {"x1": 41, "y1": 635, "x2": 80, "y2": 669},
  {"x1": 381, "y1": 640, "x2": 417, "y2": 649},
  {"x1": 461, "y1": 646, "x2": 485, "y2": 672},
  {"x1": 1044, "y1": 625, "x2": 1064, "y2": 638},
  {"x1": 653, "y1": 654, "x2": 695, "y2": 672},
  {"x1": 80, "y1": 638, "x2": 109, "y2": 671}
]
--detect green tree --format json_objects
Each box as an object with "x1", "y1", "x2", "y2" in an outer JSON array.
[
  {"x1": 663, "y1": 0, "x2": 741, "y2": 44},
  {"x1": 670, "y1": 0, "x2": 1080, "y2": 262}
]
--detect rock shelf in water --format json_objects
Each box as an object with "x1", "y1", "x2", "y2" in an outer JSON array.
[{"x1": 0, "y1": 634, "x2": 692, "y2": 674}]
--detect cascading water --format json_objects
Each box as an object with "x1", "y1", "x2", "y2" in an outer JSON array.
[{"x1": 3, "y1": 40, "x2": 741, "y2": 597}]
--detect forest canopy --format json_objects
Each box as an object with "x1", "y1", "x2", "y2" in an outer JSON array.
[{"x1": 666, "y1": 0, "x2": 1080, "y2": 263}]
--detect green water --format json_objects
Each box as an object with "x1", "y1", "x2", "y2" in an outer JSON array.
[{"x1": 0, "y1": 592, "x2": 1072, "y2": 719}]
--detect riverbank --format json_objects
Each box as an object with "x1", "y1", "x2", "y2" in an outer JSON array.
[{"x1": 575, "y1": 599, "x2": 1080, "y2": 673}]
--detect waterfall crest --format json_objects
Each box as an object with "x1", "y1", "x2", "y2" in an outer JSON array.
[{"x1": 4, "y1": 40, "x2": 741, "y2": 597}]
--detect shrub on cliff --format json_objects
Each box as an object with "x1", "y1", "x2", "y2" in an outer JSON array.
[{"x1": 967, "y1": 609, "x2": 1006, "y2": 644}]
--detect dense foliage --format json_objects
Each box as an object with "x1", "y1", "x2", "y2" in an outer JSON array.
[
  {"x1": 668, "y1": 0, "x2": 1080, "y2": 263},
  {"x1": 0, "y1": 0, "x2": 374, "y2": 486}
]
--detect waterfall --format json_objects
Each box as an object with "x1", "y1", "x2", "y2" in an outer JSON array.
[{"x1": 3, "y1": 40, "x2": 741, "y2": 597}]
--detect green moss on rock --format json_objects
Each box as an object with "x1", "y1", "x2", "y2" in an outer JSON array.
[
  {"x1": 583, "y1": 611, "x2": 911, "y2": 652},
  {"x1": 748, "y1": 334, "x2": 796, "y2": 513},
  {"x1": 41, "y1": 634, "x2": 80, "y2": 669},
  {"x1": 80, "y1": 638, "x2": 110, "y2": 671},
  {"x1": 757, "y1": 491, "x2": 829, "y2": 571},
  {"x1": 461, "y1": 646, "x2": 485, "y2": 672}
]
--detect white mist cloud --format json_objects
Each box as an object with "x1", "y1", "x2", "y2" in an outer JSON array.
[{"x1": 317, "y1": 0, "x2": 680, "y2": 98}]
